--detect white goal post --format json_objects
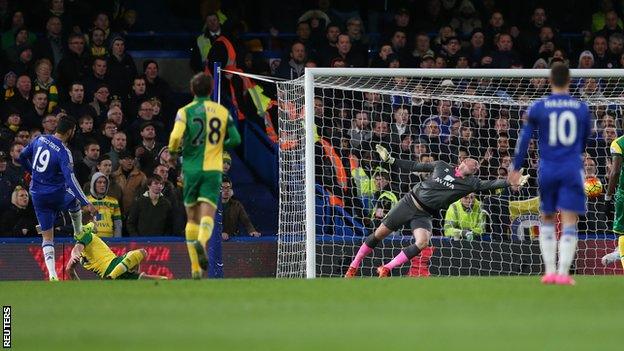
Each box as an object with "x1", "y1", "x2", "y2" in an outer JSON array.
[{"x1": 276, "y1": 68, "x2": 624, "y2": 279}]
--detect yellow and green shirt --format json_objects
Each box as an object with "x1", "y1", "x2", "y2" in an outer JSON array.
[
  {"x1": 87, "y1": 195, "x2": 121, "y2": 237},
  {"x1": 168, "y1": 97, "x2": 240, "y2": 172},
  {"x1": 74, "y1": 229, "x2": 117, "y2": 278},
  {"x1": 610, "y1": 136, "x2": 624, "y2": 194}
]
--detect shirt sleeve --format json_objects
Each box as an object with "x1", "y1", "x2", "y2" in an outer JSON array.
[
  {"x1": 224, "y1": 114, "x2": 241, "y2": 149},
  {"x1": 18, "y1": 138, "x2": 35, "y2": 171},
  {"x1": 393, "y1": 159, "x2": 436, "y2": 173},
  {"x1": 61, "y1": 148, "x2": 90, "y2": 206},
  {"x1": 610, "y1": 138, "x2": 622, "y2": 156},
  {"x1": 475, "y1": 179, "x2": 510, "y2": 192},
  {"x1": 512, "y1": 103, "x2": 538, "y2": 171},
  {"x1": 168, "y1": 109, "x2": 187, "y2": 154}
]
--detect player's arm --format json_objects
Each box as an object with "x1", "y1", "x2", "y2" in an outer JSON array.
[
  {"x1": 376, "y1": 144, "x2": 435, "y2": 173},
  {"x1": 223, "y1": 114, "x2": 241, "y2": 149},
  {"x1": 476, "y1": 178, "x2": 511, "y2": 192},
  {"x1": 168, "y1": 109, "x2": 187, "y2": 158},
  {"x1": 18, "y1": 138, "x2": 35, "y2": 170},
  {"x1": 60, "y1": 148, "x2": 91, "y2": 207},
  {"x1": 606, "y1": 140, "x2": 623, "y2": 199},
  {"x1": 511, "y1": 106, "x2": 537, "y2": 172},
  {"x1": 65, "y1": 243, "x2": 85, "y2": 280}
]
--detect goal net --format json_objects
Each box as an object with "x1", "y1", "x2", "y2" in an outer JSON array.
[{"x1": 276, "y1": 68, "x2": 624, "y2": 278}]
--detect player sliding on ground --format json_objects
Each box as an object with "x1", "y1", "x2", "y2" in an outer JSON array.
[
  {"x1": 510, "y1": 63, "x2": 592, "y2": 286},
  {"x1": 345, "y1": 145, "x2": 529, "y2": 278},
  {"x1": 65, "y1": 223, "x2": 168, "y2": 280},
  {"x1": 19, "y1": 115, "x2": 97, "y2": 281},
  {"x1": 168, "y1": 73, "x2": 241, "y2": 279}
]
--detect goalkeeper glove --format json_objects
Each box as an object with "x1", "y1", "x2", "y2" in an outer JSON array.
[
  {"x1": 517, "y1": 168, "x2": 530, "y2": 187},
  {"x1": 375, "y1": 144, "x2": 395, "y2": 164}
]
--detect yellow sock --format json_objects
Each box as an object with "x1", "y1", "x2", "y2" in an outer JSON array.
[
  {"x1": 198, "y1": 216, "x2": 215, "y2": 248},
  {"x1": 618, "y1": 236, "x2": 624, "y2": 269},
  {"x1": 108, "y1": 250, "x2": 145, "y2": 279},
  {"x1": 185, "y1": 222, "x2": 201, "y2": 274}
]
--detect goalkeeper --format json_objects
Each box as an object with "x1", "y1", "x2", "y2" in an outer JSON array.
[
  {"x1": 345, "y1": 145, "x2": 528, "y2": 278},
  {"x1": 66, "y1": 223, "x2": 167, "y2": 280}
]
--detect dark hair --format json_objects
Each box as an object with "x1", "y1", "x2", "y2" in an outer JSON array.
[
  {"x1": 222, "y1": 175, "x2": 232, "y2": 185},
  {"x1": 83, "y1": 139, "x2": 99, "y2": 150},
  {"x1": 550, "y1": 62, "x2": 570, "y2": 88},
  {"x1": 190, "y1": 73, "x2": 212, "y2": 97},
  {"x1": 56, "y1": 116, "x2": 76, "y2": 134},
  {"x1": 78, "y1": 114, "x2": 93, "y2": 123},
  {"x1": 67, "y1": 33, "x2": 84, "y2": 43},
  {"x1": 147, "y1": 174, "x2": 163, "y2": 185},
  {"x1": 97, "y1": 154, "x2": 111, "y2": 164},
  {"x1": 143, "y1": 59, "x2": 158, "y2": 72}
]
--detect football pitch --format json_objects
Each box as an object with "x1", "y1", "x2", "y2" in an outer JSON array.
[{"x1": 1, "y1": 276, "x2": 619, "y2": 350}]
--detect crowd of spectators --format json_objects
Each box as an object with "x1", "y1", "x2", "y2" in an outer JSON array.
[{"x1": 0, "y1": 1, "x2": 183, "y2": 237}]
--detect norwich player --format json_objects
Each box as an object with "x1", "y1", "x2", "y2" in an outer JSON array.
[
  {"x1": 65, "y1": 223, "x2": 167, "y2": 280},
  {"x1": 603, "y1": 135, "x2": 624, "y2": 268},
  {"x1": 168, "y1": 73, "x2": 241, "y2": 279}
]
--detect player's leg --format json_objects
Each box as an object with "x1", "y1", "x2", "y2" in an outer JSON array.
[
  {"x1": 184, "y1": 204, "x2": 203, "y2": 278},
  {"x1": 378, "y1": 214, "x2": 432, "y2": 277},
  {"x1": 191, "y1": 171, "x2": 221, "y2": 273},
  {"x1": 539, "y1": 212, "x2": 558, "y2": 283},
  {"x1": 555, "y1": 211, "x2": 578, "y2": 285},
  {"x1": 181, "y1": 171, "x2": 204, "y2": 278},
  {"x1": 346, "y1": 195, "x2": 414, "y2": 277},
  {"x1": 107, "y1": 249, "x2": 147, "y2": 279},
  {"x1": 32, "y1": 195, "x2": 59, "y2": 281},
  {"x1": 195, "y1": 201, "x2": 217, "y2": 270},
  {"x1": 537, "y1": 173, "x2": 558, "y2": 283},
  {"x1": 554, "y1": 176, "x2": 586, "y2": 285}
]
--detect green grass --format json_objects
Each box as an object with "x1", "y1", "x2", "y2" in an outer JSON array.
[{"x1": 0, "y1": 276, "x2": 620, "y2": 350}]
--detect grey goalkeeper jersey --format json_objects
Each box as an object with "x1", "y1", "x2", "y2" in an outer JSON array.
[{"x1": 394, "y1": 159, "x2": 510, "y2": 212}]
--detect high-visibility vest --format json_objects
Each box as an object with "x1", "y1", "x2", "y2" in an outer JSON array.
[
  {"x1": 319, "y1": 138, "x2": 347, "y2": 190},
  {"x1": 196, "y1": 35, "x2": 212, "y2": 66},
  {"x1": 370, "y1": 191, "x2": 398, "y2": 218},
  {"x1": 261, "y1": 100, "x2": 278, "y2": 143}
]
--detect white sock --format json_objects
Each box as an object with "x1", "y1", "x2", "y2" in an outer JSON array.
[
  {"x1": 70, "y1": 210, "x2": 83, "y2": 235},
  {"x1": 42, "y1": 240, "x2": 57, "y2": 279},
  {"x1": 558, "y1": 225, "x2": 578, "y2": 276},
  {"x1": 539, "y1": 223, "x2": 557, "y2": 275}
]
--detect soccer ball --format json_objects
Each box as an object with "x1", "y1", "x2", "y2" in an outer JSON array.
[{"x1": 584, "y1": 177, "x2": 603, "y2": 199}]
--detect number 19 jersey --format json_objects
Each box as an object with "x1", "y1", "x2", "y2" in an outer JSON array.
[{"x1": 170, "y1": 97, "x2": 231, "y2": 173}]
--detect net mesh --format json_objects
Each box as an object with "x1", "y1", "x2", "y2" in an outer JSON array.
[{"x1": 276, "y1": 72, "x2": 624, "y2": 278}]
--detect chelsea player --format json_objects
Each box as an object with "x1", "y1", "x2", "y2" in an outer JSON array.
[
  {"x1": 510, "y1": 63, "x2": 592, "y2": 285},
  {"x1": 19, "y1": 115, "x2": 97, "y2": 281}
]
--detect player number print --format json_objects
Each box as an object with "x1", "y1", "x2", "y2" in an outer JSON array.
[
  {"x1": 32, "y1": 146, "x2": 51, "y2": 172},
  {"x1": 548, "y1": 110, "x2": 577, "y2": 146}
]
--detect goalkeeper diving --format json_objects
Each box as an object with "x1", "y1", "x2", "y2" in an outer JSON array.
[
  {"x1": 345, "y1": 145, "x2": 529, "y2": 278},
  {"x1": 65, "y1": 223, "x2": 167, "y2": 280}
]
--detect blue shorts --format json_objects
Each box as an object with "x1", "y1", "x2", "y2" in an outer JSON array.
[
  {"x1": 31, "y1": 190, "x2": 81, "y2": 232},
  {"x1": 538, "y1": 164, "x2": 586, "y2": 214}
]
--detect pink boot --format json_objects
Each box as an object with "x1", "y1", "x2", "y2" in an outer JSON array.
[
  {"x1": 540, "y1": 273, "x2": 558, "y2": 284},
  {"x1": 555, "y1": 274, "x2": 576, "y2": 286}
]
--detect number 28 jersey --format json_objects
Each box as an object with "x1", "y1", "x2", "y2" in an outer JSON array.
[{"x1": 169, "y1": 97, "x2": 232, "y2": 172}]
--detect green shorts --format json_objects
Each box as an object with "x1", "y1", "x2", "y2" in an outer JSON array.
[
  {"x1": 182, "y1": 170, "x2": 222, "y2": 207},
  {"x1": 103, "y1": 254, "x2": 141, "y2": 280},
  {"x1": 615, "y1": 192, "x2": 624, "y2": 234}
]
